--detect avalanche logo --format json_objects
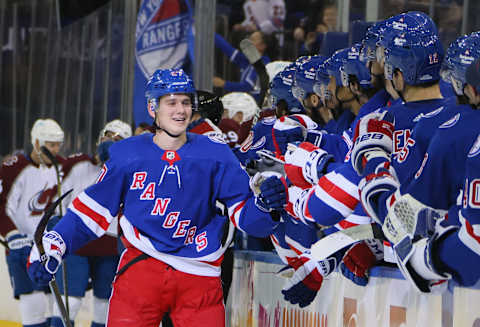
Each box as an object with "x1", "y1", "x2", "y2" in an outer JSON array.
[
  {"x1": 439, "y1": 113, "x2": 460, "y2": 129},
  {"x1": 28, "y1": 185, "x2": 58, "y2": 216},
  {"x1": 135, "y1": 0, "x2": 192, "y2": 77},
  {"x1": 468, "y1": 134, "x2": 480, "y2": 158}
]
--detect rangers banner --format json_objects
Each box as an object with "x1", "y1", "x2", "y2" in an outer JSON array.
[{"x1": 133, "y1": 0, "x2": 193, "y2": 126}]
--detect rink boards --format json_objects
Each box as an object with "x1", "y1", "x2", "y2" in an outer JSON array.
[{"x1": 226, "y1": 251, "x2": 480, "y2": 327}]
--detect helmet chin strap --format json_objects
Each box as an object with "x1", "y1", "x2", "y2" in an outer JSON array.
[{"x1": 152, "y1": 121, "x2": 183, "y2": 138}]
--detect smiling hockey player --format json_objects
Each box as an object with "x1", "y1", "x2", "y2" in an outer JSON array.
[{"x1": 27, "y1": 68, "x2": 279, "y2": 327}]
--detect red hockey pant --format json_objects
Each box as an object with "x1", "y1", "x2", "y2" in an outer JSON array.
[{"x1": 106, "y1": 246, "x2": 225, "y2": 327}]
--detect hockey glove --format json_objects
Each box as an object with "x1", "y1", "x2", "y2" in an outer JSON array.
[
  {"x1": 27, "y1": 231, "x2": 66, "y2": 286},
  {"x1": 272, "y1": 116, "x2": 307, "y2": 156},
  {"x1": 351, "y1": 111, "x2": 394, "y2": 175},
  {"x1": 256, "y1": 176, "x2": 288, "y2": 212},
  {"x1": 6, "y1": 231, "x2": 33, "y2": 263},
  {"x1": 340, "y1": 239, "x2": 384, "y2": 286},
  {"x1": 284, "y1": 142, "x2": 334, "y2": 188},
  {"x1": 282, "y1": 252, "x2": 336, "y2": 308}
]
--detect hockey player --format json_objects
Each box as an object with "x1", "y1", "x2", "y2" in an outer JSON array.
[
  {"x1": 27, "y1": 69, "x2": 279, "y2": 327},
  {"x1": 187, "y1": 90, "x2": 223, "y2": 137},
  {"x1": 48, "y1": 119, "x2": 132, "y2": 327},
  {"x1": 0, "y1": 118, "x2": 64, "y2": 327},
  {"x1": 356, "y1": 56, "x2": 480, "y2": 289},
  {"x1": 219, "y1": 92, "x2": 259, "y2": 147},
  {"x1": 291, "y1": 55, "x2": 333, "y2": 126}
]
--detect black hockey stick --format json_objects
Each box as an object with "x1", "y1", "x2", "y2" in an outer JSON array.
[
  {"x1": 40, "y1": 146, "x2": 70, "y2": 318},
  {"x1": 240, "y1": 38, "x2": 270, "y2": 112},
  {"x1": 0, "y1": 236, "x2": 8, "y2": 248},
  {"x1": 34, "y1": 189, "x2": 73, "y2": 327},
  {"x1": 310, "y1": 223, "x2": 386, "y2": 261}
]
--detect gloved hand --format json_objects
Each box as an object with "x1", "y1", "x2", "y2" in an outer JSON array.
[
  {"x1": 340, "y1": 239, "x2": 384, "y2": 286},
  {"x1": 272, "y1": 116, "x2": 307, "y2": 155},
  {"x1": 282, "y1": 252, "x2": 336, "y2": 308},
  {"x1": 27, "y1": 231, "x2": 66, "y2": 286},
  {"x1": 284, "y1": 142, "x2": 333, "y2": 188},
  {"x1": 255, "y1": 175, "x2": 288, "y2": 212},
  {"x1": 6, "y1": 231, "x2": 33, "y2": 263},
  {"x1": 351, "y1": 111, "x2": 394, "y2": 175}
]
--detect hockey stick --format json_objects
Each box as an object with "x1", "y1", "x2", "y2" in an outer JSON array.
[
  {"x1": 310, "y1": 223, "x2": 386, "y2": 261},
  {"x1": 34, "y1": 189, "x2": 73, "y2": 327},
  {"x1": 0, "y1": 236, "x2": 8, "y2": 248},
  {"x1": 240, "y1": 38, "x2": 270, "y2": 111},
  {"x1": 40, "y1": 146, "x2": 70, "y2": 318}
]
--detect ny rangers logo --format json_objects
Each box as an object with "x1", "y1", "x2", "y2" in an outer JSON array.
[{"x1": 135, "y1": 0, "x2": 192, "y2": 77}]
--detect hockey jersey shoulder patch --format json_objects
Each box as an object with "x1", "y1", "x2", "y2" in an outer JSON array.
[
  {"x1": 413, "y1": 106, "x2": 444, "y2": 122},
  {"x1": 439, "y1": 113, "x2": 460, "y2": 129},
  {"x1": 207, "y1": 133, "x2": 227, "y2": 144},
  {"x1": 468, "y1": 134, "x2": 480, "y2": 158}
]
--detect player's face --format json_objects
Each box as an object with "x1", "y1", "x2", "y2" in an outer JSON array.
[
  {"x1": 38, "y1": 141, "x2": 62, "y2": 164},
  {"x1": 157, "y1": 94, "x2": 192, "y2": 135}
]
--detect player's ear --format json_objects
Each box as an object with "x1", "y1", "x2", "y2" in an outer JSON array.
[
  {"x1": 147, "y1": 98, "x2": 157, "y2": 119},
  {"x1": 392, "y1": 70, "x2": 404, "y2": 92},
  {"x1": 310, "y1": 94, "x2": 318, "y2": 107}
]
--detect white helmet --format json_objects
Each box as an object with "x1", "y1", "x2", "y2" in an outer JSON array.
[
  {"x1": 31, "y1": 118, "x2": 64, "y2": 147},
  {"x1": 221, "y1": 92, "x2": 258, "y2": 123},
  {"x1": 99, "y1": 119, "x2": 132, "y2": 142},
  {"x1": 266, "y1": 61, "x2": 292, "y2": 82}
]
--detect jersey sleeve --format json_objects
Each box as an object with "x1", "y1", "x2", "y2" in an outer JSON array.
[
  {"x1": 0, "y1": 157, "x2": 26, "y2": 237},
  {"x1": 215, "y1": 33, "x2": 249, "y2": 69},
  {"x1": 214, "y1": 145, "x2": 279, "y2": 237},
  {"x1": 53, "y1": 152, "x2": 126, "y2": 254},
  {"x1": 301, "y1": 162, "x2": 362, "y2": 226},
  {"x1": 436, "y1": 153, "x2": 480, "y2": 286}
]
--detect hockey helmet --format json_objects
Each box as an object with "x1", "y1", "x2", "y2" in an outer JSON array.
[
  {"x1": 269, "y1": 65, "x2": 304, "y2": 114},
  {"x1": 292, "y1": 55, "x2": 327, "y2": 101},
  {"x1": 221, "y1": 92, "x2": 258, "y2": 123},
  {"x1": 99, "y1": 119, "x2": 132, "y2": 143},
  {"x1": 197, "y1": 90, "x2": 224, "y2": 125},
  {"x1": 341, "y1": 43, "x2": 372, "y2": 89},
  {"x1": 145, "y1": 68, "x2": 196, "y2": 112},
  {"x1": 266, "y1": 61, "x2": 292, "y2": 82},
  {"x1": 31, "y1": 119, "x2": 64, "y2": 147}
]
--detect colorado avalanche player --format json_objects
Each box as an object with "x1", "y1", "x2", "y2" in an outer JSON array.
[
  {"x1": 48, "y1": 119, "x2": 132, "y2": 327},
  {"x1": 0, "y1": 118, "x2": 64, "y2": 327},
  {"x1": 27, "y1": 69, "x2": 279, "y2": 327}
]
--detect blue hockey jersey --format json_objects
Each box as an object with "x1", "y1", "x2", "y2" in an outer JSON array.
[
  {"x1": 53, "y1": 133, "x2": 279, "y2": 277},
  {"x1": 436, "y1": 144, "x2": 480, "y2": 286},
  {"x1": 405, "y1": 110, "x2": 480, "y2": 211},
  {"x1": 395, "y1": 98, "x2": 471, "y2": 192}
]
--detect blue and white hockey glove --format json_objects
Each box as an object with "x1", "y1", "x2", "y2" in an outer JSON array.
[
  {"x1": 256, "y1": 175, "x2": 288, "y2": 212},
  {"x1": 272, "y1": 116, "x2": 308, "y2": 156},
  {"x1": 340, "y1": 239, "x2": 384, "y2": 286},
  {"x1": 27, "y1": 231, "x2": 66, "y2": 286},
  {"x1": 284, "y1": 142, "x2": 334, "y2": 188},
  {"x1": 351, "y1": 111, "x2": 394, "y2": 175},
  {"x1": 6, "y1": 231, "x2": 33, "y2": 263},
  {"x1": 282, "y1": 252, "x2": 336, "y2": 308}
]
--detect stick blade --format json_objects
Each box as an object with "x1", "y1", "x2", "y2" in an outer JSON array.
[{"x1": 310, "y1": 224, "x2": 377, "y2": 261}]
